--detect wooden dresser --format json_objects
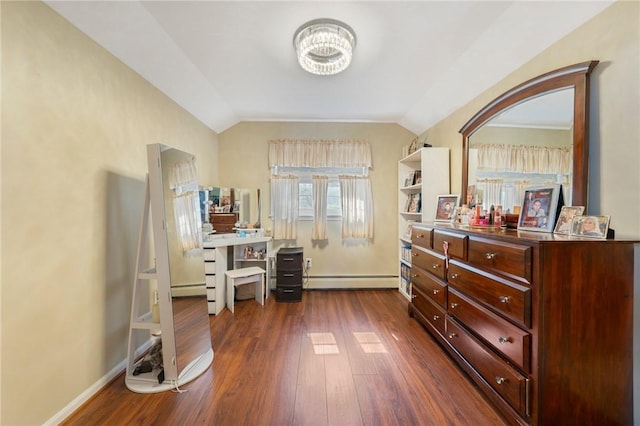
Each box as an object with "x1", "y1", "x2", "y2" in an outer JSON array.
[
  {"x1": 409, "y1": 223, "x2": 637, "y2": 425},
  {"x1": 210, "y1": 213, "x2": 238, "y2": 233}
]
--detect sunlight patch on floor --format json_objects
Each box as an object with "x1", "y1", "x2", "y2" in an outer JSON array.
[
  {"x1": 353, "y1": 332, "x2": 388, "y2": 353},
  {"x1": 308, "y1": 332, "x2": 339, "y2": 354}
]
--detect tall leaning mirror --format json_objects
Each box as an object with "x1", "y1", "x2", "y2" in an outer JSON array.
[
  {"x1": 460, "y1": 61, "x2": 599, "y2": 213},
  {"x1": 127, "y1": 143, "x2": 213, "y2": 393}
]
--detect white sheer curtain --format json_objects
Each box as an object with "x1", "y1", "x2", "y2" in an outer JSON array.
[
  {"x1": 477, "y1": 178, "x2": 503, "y2": 208},
  {"x1": 339, "y1": 175, "x2": 373, "y2": 239},
  {"x1": 312, "y1": 175, "x2": 328, "y2": 240},
  {"x1": 168, "y1": 158, "x2": 202, "y2": 253},
  {"x1": 270, "y1": 175, "x2": 299, "y2": 240}
]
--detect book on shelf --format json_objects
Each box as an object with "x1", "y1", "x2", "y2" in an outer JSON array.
[
  {"x1": 403, "y1": 222, "x2": 413, "y2": 239},
  {"x1": 414, "y1": 170, "x2": 422, "y2": 184}
]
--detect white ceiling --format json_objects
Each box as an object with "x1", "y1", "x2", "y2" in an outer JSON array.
[{"x1": 45, "y1": 1, "x2": 613, "y2": 135}]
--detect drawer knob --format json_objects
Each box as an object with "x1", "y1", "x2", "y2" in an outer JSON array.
[
  {"x1": 449, "y1": 273, "x2": 459, "y2": 279},
  {"x1": 412, "y1": 252, "x2": 418, "y2": 257},
  {"x1": 499, "y1": 296, "x2": 511, "y2": 304},
  {"x1": 432, "y1": 264, "x2": 440, "y2": 269},
  {"x1": 432, "y1": 315, "x2": 440, "y2": 321},
  {"x1": 416, "y1": 234, "x2": 424, "y2": 239},
  {"x1": 485, "y1": 252, "x2": 497, "y2": 260},
  {"x1": 495, "y1": 376, "x2": 507, "y2": 385},
  {"x1": 498, "y1": 336, "x2": 511, "y2": 344},
  {"x1": 450, "y1": 302, "x2": 458, "y2": 309},
  {"x1": 448, "y1": 333, "x2": 457, "y2": 339},
  {"x1": 411, "y1": 294, "x2": 417, "y2": 299},
  {"x1": 411, "y1": 273, "x2": 419, "y2": 278},
  {"x1": 432, "y1": 289, "x2": 439, "y2": 295}
]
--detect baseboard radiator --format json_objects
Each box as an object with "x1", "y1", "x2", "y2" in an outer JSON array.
[{"x1": 297, "y1": 274, "x2": 397, "y2": 290}]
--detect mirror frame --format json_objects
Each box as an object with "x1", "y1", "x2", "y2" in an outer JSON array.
[{"x1": 460, "y1": 61, "x2": 599, "y2": 210}]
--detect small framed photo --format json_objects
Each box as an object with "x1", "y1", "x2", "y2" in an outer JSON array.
[
  {"x1": 517, "y1": 184, "x2": 563, "y2": 232},
  {"x1": 553, "y1": 206, "x2": 585, "y2": 234},
  {"x1": 403, "y1": 171, "x2": 416, "y2": 188},
  {"x1": 570, "y1": 215, "x2": 610, "y2": 239},
  {"x1": 435, "y1": 194, "x2": 459, "y2": 222},
  {"x1": 407, "y1": 193, "x2": 421, "y2": 213}
]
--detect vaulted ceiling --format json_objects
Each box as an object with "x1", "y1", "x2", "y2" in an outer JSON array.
[{"x1": 45, "y1": 1, "x2": 612, "y2": 134}]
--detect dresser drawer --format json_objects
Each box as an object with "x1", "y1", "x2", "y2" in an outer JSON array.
[
  {"x1": 411, "y1": 225, "x2": 433, "y2": 249},
  {"x1": 203, "y1": 249, "x2": 216, "y2": 261},
  {"x1": 412, "y1": 286, "x2": 446, "y2": 337},
  {"x1": 448, "y1": 288, "x2": 531, "y2": 372},
  {"x1": 276, "y1": 286, "x2": 302, "y2": 302},
  {"x1": 446, "y1": 318, "x2": 529, "y2": 417},
  {"x1": 411, "y1": 264, "x2": 447, "y2": 309},
  {"x1": 277, "y1": 254, "x2": 303, "y2": 271},
  {"x1": 277, "y1": 270, "x2": 303, "y2": 286},
  {"x1": 210, "y1": 213, "x2": 237, "y2": 224},
  {"x1": 448, "y1": 260, "x2": 531, "y2": 328},
  {"x1": 468, "y1": 237, "x2": 532, "y2": 283},
  {"x1": 204, "y1": 261, "x2": 217, "y2": 275},
  {"x1": 205, "y1": 275, "x2": 216, "y2": 288},
  {"x1": 433, "y1": 230, "x2": 467, "y2": 260},
  {"x1": 411, "y1": 246, "x2": 446, "y2": 281}
]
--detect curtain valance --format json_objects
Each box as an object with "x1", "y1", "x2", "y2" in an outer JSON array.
[
  {"x1": 269, "y1": 139, "x2": 372, "y2": 168},
  {"x1": 475, "y1": 144, "x2": 571, "y2": 175}
]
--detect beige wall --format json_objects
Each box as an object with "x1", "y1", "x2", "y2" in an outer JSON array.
[
  {"x1": 218, "y1": 122, "x2": 415, "y2": 285},
  {"x1": 423, "y1": 0, "x2": 639, "y2": 237},
  {"x1": 1, "y1": 2, "x2": 218, "y2": 424}
]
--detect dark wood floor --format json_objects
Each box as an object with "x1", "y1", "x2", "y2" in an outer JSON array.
[{"x1": 64, "y1": 289, "x2": 508, "y2": 425}]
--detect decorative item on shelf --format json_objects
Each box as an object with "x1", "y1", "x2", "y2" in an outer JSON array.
[
  {"x1": 408, "y1": 136, "x2": 431, "y2": 155},
  {"x1": 553, "y1": 206, "x2": 585, "y2": 234},
  {"x1": 569, "y1": 215, "x2": 610, "y2": 239},
  {"x1": 517, "y1": 184, "x2": 564, "y2": 232},
  {"x1": 434, "y1": 194, "x2": 459, "y2": 222}
]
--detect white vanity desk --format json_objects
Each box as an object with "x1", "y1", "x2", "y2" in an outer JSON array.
[{"x1": 203, "y1": 234, "x2": 272, "y2": 315}]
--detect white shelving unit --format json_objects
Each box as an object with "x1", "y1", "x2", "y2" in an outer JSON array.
[{"x1": 397, "y1": 147, "x2": 450, "y2": 300}]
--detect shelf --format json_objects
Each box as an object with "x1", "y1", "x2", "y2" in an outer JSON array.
[
  {"x1": 400, "y1": 258, "x2": 411, "y2": 267},
  {"x1": 138, "y1": 268, "x2": 157, "y2": 280},
  {"x1": 400, "y1": 212, "x2": 422, "y2": 217},
  {"x1": 400, "y1": 184, "x2": 421, "y2": 191},
  {"x1": 400, "y1": 237, "x2": 411, "y2": 245}
]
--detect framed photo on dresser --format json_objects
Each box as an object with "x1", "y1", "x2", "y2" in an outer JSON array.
[
  {"x1": 517, "y1": 184, "x2": 563, "y2": 232},
  {"x1": 434, "y1": 194, "x2": 459, "y2": 222}
]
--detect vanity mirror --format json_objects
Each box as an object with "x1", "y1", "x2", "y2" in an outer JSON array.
[{"x1": 460, "y1": 61, "x2": 598, "y2": 213}]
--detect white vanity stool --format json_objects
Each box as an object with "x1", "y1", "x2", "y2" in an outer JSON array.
[{"x1": 224, "y1": 267, "x2": 266, "y2": 314}]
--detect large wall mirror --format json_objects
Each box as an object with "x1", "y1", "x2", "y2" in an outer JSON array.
[
  {"x1": 152, "y1": 144, "x2": 213, "y2": 385},
  {"x1": 460, "y1": 61, "x2": 599, "y2": 213}
]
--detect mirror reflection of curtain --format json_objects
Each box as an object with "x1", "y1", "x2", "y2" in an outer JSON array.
[
  {"x1": 476, "y1": 144, "x2": 571, "y2": 174},
  {"x1": 312, "y1": 175, "x2": 328, "y2": 240},
  {"x1": 270, "y1": 175, "x2": 299, "y2": 239},
  {"x1": 339, "y1": 175, "x2": 373, "y2": 239},
  {"x1": 168, "y1": 158, "x2": 202, "y2": 254},
  {"x1": 476, "y1": 178, "x2": 503, "y2": 209}
]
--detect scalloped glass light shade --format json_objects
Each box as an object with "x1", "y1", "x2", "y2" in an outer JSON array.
[{"x1": 293, "y1": 19, "x2": 356, "y2": 76}]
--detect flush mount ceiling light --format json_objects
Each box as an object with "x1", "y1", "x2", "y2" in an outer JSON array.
[{"x1": 293, "y1": 18, "x2": 356, "y2": 76}]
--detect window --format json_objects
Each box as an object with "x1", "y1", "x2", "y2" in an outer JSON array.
[
  {"x1": 273, "y1": 166, "x2": 365, "y2": 220},
  {"x1": 298, "y1": 179, "x2": 342, "y2": 219}
]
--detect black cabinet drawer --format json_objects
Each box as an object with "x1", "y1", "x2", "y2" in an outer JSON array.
[
  {"x1": 277, "y1": 254, "x2": 303, "y2": 271},
  {"x1": 277, "y1": 270, "x2": 303, "y2": 286},
  {"x1": 275, "y1": 286, "x2": 302, "y2": 302}
]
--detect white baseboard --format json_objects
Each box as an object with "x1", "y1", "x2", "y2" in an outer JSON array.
[{"x1": 44, "y1": 341, "x2": 152, "y2": 425}]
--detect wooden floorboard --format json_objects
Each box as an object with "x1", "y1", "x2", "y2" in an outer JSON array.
[{"x1": 63, "y1": 289, "x2": 509, "y2": 426}]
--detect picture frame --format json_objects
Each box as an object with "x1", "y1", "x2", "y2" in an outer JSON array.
[
  {"x1": 570, "y1": 215, "x2": 610, "y2": 239},
  {"x1": 434, "y1": 194, "x2": 459, "y2": 222},
  {"x1": 407, "y1": 193, "x2": 421, "y2": 213},
  {"x1": 553, "y1": 206, "x2": 585, "y2": 234},
  {"x1": 517, "y1": 184, "x2": 563, "y2": 232},
  {"x1": 403, "y1": 171, "x2": 416, "y2": 188},
  {"x1": 414, "y1": 170, "x2": 422, "y2": 185}
]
